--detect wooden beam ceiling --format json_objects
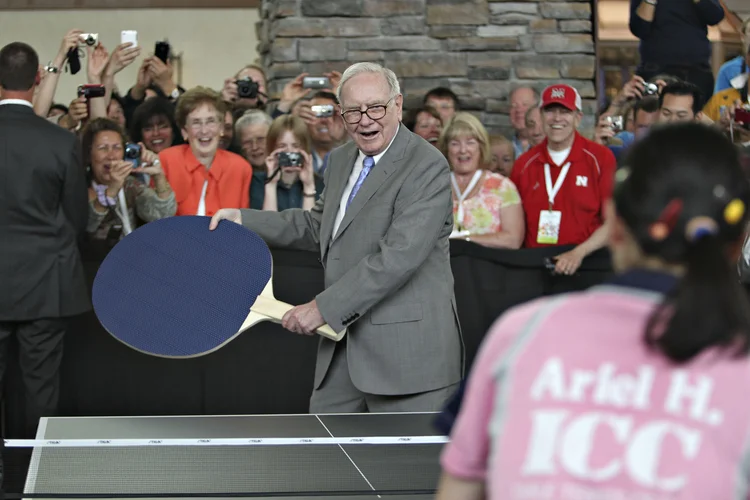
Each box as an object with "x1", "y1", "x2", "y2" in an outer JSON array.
[{"x1": 0, "y1": 0, "x2": 259, "y2": 8}]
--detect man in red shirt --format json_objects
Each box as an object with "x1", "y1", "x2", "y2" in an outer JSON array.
[{"x1": 510, "y1": 84, "x2": 617, "y2": 275}]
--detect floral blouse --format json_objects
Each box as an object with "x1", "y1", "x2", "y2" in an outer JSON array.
[{"x1": 452, "y1": 170, "x2": 522, "y2": 234}]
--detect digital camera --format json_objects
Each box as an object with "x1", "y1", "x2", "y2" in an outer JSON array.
[
  {"x1": 643, "y1": 82, "x2": 659, "y2": 96},
  {"x1": 236, "y1": 78, "x2": 259, "y2": 99},
  {"x1": 80, "y1": 33, "x2": 98, "y2": 46},
  {"x1": 124, "y1": 143, "x2": 141, "y2": 167},
  {"x1": 278, "y1": 151, "x2": 303, "y2": 168},
  {"x1": 77, "y1": 84, "x2": 106, "y2": 99},
  {"x1": 608, "y1": 115, "x2": 624, "y2": 133},
  {"x1": 155, "y1": 40, "x2": 171, "y2": 63},
  {"x1": 312, "y1": 104, "x2": 334, "y2": 118},
  {"x1": 303, "y1": 76, "x2": 330, "y2": 89}
]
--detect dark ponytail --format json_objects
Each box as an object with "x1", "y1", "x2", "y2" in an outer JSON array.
[
  {"x1": 616, "y1": 123, "x2": 750, "y2": 364},
  {"x1": 645, "y1": 235, "x2": 750, "y2": 362}
]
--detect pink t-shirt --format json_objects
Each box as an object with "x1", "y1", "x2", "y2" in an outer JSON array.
[{"x1": 441, "y1": 273, "x2": 750, "y2": 499}]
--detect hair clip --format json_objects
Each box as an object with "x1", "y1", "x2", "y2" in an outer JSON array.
[
  {"x1": 647, "y1": 199, "x2": 684, "y2": 242},
  {"x1": 658, "y1": 199, "x2": 683, "y2": 229},
  {"x1": 685, "y1": 216, "x2": 719, "y2": 242},
  {"x1": 724, "y1": 198, "x2": 746, "y2": 225}
]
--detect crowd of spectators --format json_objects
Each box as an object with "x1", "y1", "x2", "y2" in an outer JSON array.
[{"x1": 15, "y1": 4, "x2": 750, "y2": 276}]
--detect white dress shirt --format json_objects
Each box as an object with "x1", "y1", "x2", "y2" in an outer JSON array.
[{"x1": 332, "y1": 125, "x2": 400, "y2": 238}]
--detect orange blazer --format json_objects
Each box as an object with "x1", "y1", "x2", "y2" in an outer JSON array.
[{"x1": 159, "y1": 144, "x2": 252, "y2": 216}]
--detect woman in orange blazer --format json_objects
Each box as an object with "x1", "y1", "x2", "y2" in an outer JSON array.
[{"x1": 159, "y1": 86, "x2": 252, "y2": 216}]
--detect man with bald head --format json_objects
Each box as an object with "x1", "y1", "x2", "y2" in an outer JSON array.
[
  {"x1": 211, "y1": 62, "x2": 462, "y2": 414},
  {"x1": 509, "y1": 86, "x2": 539, "y2": 156}
]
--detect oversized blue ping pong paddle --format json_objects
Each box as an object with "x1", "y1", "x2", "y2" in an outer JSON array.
[{"x1": 92, "y1": 215, "x2": 344, "y2": 358}]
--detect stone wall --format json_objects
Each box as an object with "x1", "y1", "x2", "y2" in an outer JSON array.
[{"x1": 256, "y1": 0, "x2": 597, "y2": 136}]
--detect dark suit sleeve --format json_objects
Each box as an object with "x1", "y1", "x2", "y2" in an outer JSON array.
[
  {"x1": 61, "y1": 136, "x2": 88, "y2": 234},
  {"x1": 238, "y1": 165, "x2": 327, "y2": 252},
  {"x1": 694, "y1": 0, "x2": 724, "y2": 26},
  {"x1": 628, "y1": 0, "x2": 652, "y2": 39},
  {"x1": 315, "y1": 151, "x2": 453, "y2": 333}
]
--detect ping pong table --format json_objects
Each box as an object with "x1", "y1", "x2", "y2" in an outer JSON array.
[{"x1": 18, "y1": 412, "x2": 447, "y2": 499}]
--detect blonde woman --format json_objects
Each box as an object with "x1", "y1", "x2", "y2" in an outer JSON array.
[
  {"x1": 261, "y1": 114, "x2": 321, "y2": 212},
  {"x1": 439, "y1": 112, "x2": 525, "y2": 248}
]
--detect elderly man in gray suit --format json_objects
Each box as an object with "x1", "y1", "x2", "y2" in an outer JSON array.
[{"x1": 210, "y1": 62, "x2": 463, "y2": 413}]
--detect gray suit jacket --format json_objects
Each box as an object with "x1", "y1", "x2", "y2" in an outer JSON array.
[{"x1": 239, "y1": 125, "x2": 463, "y2": 395}]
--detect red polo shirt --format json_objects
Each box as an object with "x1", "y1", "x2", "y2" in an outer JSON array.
[{"x1": 510, "y1": 132, "x2": 616, "y2": 248}]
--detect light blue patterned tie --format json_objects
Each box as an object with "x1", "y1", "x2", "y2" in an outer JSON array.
[{"x1": 346, "y1": 155, "x2": 375, "y2": 209}]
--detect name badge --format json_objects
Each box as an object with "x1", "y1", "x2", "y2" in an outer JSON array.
[{"x1": 537, "y1": 210, "x2": 562, "y2": 244}]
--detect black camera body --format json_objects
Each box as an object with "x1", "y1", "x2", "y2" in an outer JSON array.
[
  {"x1": 77, "y1": 84, "x2": 106, "y2": 99},
  {"x1": 236, "y1": 78, "x2": 259, "y2": 99},
  {"x1": 155, "y1": 40, "x2": 171, "y2": 63},
  {"x1": 278, "y1": 151, "x2": 303, "y2": 168},
  {"x1": 124, "y1": 143, "x2": 141, "y2": 167}
]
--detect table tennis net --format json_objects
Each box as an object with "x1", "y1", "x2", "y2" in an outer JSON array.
[{"x1": 2, "y1": 435, "x2": 448, "y2": 498}]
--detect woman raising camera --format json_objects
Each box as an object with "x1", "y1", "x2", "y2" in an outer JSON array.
[
  {"x1": 82, "y1": 118, "x2": 176, "y2": 246},
  {"x1": 260, "y1": 114, "x2": 322, "y2": 212},
  {"x1": 436, "y1": 122, "x2": 750, "y2": 499}
]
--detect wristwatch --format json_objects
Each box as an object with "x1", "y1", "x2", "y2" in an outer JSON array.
[{"x1": 44, "y1": 63, "x2": 59, "y2": 74}]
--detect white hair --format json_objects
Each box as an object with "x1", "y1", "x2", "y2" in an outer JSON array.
[
  {"x1": 234, "y1": 109, "x2": 272, "y2": 136},
  {"x1": 335, "y1": 62, "x2": 401, "y2": 105}
]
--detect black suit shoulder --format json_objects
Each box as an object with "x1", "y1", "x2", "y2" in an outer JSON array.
[{"x1": 0, "y1": 105, "x2": 75, "y2": 141}]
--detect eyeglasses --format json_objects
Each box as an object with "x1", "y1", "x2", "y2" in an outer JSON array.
[
  {"x1": 188, "y1": 117, "x2": 220, "y2": 131},
  {"x1": 341, "y1": 98, "x2": 394, "y2": 124}
]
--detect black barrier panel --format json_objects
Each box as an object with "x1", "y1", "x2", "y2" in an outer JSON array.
[{"x1": 1, "y1": 241, "x2": 614, "y2": 443}]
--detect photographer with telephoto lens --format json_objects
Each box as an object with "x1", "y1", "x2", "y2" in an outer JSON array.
[{"x1": 260, "y1": 114, "x2": 322, "y2": 212}]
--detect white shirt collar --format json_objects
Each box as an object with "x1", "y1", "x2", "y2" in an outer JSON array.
[
  {"x1": 730, "y1": 72, "x2": 749, "y2": 91},
  {"x1": 0, "y1": 98, "x2": 33, "y2": 107},
  {"x1": 357, "y1": 124, "x2": 400, "y2": 165}
]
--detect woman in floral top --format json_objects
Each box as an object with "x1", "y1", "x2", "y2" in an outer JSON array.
[{"x1": 438, "y1": 112, "x2": 525, "y2": 248}]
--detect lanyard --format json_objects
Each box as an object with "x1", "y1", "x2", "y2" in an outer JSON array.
[
  {"x1": 544, "y1": 162, "x2": 571, "y2": 210},
  {"x1": 451, "y1": 170, "x2": 483, "y2": 226},
  {"x1": 117, "y1": 189, "x2": 133, "y2": 235}
]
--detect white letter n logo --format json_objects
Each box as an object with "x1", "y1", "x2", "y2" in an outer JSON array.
[{"x1": 576, "y1": 176, "x2": 588, "y2": 187}]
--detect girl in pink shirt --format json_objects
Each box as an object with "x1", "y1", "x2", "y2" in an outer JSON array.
[{"x1": 437, "y1": 123, "x2": 750, "y2": 499}]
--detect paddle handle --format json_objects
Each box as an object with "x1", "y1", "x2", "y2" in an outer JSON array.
[{"x1": 250, "y1": 296, "x2": 344, "y2": 341}]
